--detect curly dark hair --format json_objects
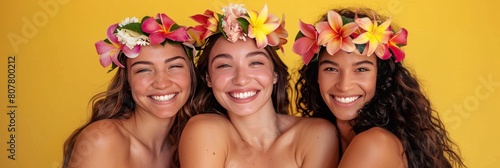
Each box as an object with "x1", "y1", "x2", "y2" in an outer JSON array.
[
  {"x1": 295, "y1": 8, "x2": 466, "y2": 168},
  {"x1": 62, "y1": 45, "x2": 203, "y2": 168},
  {"x1": 193, "y1": 33, "x2": 291, "y2": 116}
]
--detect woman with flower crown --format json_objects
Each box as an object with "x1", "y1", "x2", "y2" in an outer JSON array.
[
  {"x1": 62, "y1": 14, "x2": 202, "y2": 168},
  {"x1": 293, "y1": 8, "x2": 466, "y2": 168},
  {"x1": 179, "y1": 4, "x2": 339, "y2": 168}
]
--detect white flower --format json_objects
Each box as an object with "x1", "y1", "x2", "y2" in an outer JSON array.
[
  {"x1": 222, "y1": 3, "x2": 247, "y2": 16},
  {"x1": 119, "y1": 17, "x2": 139, "y2": 27},
  {"x1": 116, "y1": 29, "x2": 150, "y2": 49}
]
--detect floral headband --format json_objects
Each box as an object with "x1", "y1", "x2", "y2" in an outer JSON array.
[
  {"x1": 188, "y1": 3, "x2": 288, "y2": 52},
  {"x1": 292, "y1": 10, "x2": 408, "y2": 65},
  {"x1": 95, "y1": 13, "x2": 192, "y2": 71}
]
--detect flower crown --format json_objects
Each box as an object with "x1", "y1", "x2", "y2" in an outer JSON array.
[
  {"x1": 95, "y1": 13, "x2": 192, "y2": 72},
  {"x1": 292, "y1": 10, "x2": 408, "y2": 65},
  {"x1": 187, "y1": 3, "x2": 288, "y2": 53}
]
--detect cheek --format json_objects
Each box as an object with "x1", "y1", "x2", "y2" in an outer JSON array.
[{"x1": 317, "y1": 72, "x2": 334, "y2": 92}]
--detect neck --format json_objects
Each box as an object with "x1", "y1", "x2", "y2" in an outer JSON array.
[
  {"x1": 336, "y1": 119, "x2": 356, "y2": 153},
  {"x1": 125, "y1": 111, "x2": 175, "y2": 153},
  {"x1": 228, "y1": 101, "x2": 281, "y2": 151}
]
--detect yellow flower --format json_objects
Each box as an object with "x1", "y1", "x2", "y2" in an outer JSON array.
[
  {"x1": 245, "y1": 4, "x2": 280, "y2": 48},
  {"x1": 352, "y1": 16, "x2": 393, "y2": 57}
]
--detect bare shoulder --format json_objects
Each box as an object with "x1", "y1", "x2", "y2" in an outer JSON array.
[
  {"x1": 352, "y1": 127, "x2": 402, "y2": 151},
  {"x1": 292, "y1": 117, "x2": 339, "y2": 168},
  {"x1": 339, "y1": 127, "x2": 406, "y2": 168},
  {"x1": 179, "y1": 113, "x2": 230, "y2": 168},
  {"x1": 68, "y1": 119, "x2": 129, "y2": 167}
]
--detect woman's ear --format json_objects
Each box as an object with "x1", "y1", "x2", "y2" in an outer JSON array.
[{"x1": 206, "y1": 74, "x2": 212, "y2": 87}]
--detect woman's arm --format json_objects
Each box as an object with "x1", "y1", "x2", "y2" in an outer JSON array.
[
  {"x1": 338, "y1": 127, "x2": 407, "y2": 168},
  {"x1": 179, "y1": 114, "x2": 229, "y2": 168}
]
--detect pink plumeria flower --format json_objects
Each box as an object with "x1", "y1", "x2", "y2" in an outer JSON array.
[
  {"x1": 190, "y1": 10, "x2": 219, "y2": 41},
  {"x1": 267, "y1": 14, "x2": 288, "y2": 53},
  {"x1": 142, "y1": 13, "x2": 189, "y2": 44},
  {"x1": 316, "y1": 10, "x2": 359, "y2": 55},
  {"x1": 95, "y1": 24, "x2": 140, "y2": 68},
  {"x1": 352, "y1": 15, "x2": 393, "y2": 58},
  {"x1": 292, "y1": 20, "x2": 320, "y2": 65},
  {"x1": 246, "y1": 4, "x2": 280, "y2": 49},
  {"x1": 384, "y1": 28, "x2": 408, "y2": 62}
]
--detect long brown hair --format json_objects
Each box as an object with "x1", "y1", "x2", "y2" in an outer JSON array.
[
  {"x1": 295, "y1": 8, "x2": 466, "y2": 168},
  {"x1": 62, "y1": 45, "x2": 202, "y2": 168},
  {"x1": 194, "y1": 33, "x2": 290, "y2": 116}
]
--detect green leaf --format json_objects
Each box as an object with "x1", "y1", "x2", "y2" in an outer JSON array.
[
  {"x1": 107, "y1": 63, "x2": 118, "y2": 73},
  {"x1": 237, "y1": 18, "x2": 249, "y2": 34},
  {"x1": 171, "y1": 24, "x2": 181, "y2": 31},
  {"x1": 341, "y1": 15, "x2": 354, "y2": 24},
  {"x1": 103, "y1": 39, "x2": 111, "y2": 44},
  {"x1": 120, "y1": 23, "x2": 143, "y2": 34},
  {"x1": 294, "y1": 31, "x2": 305, "y2": 41},
  {"x1": 141, "y1": 16, "x2": 150, "y2": 23},
  {"x1": 355, "y1": 44, "x2": 366, "y2": 54}
]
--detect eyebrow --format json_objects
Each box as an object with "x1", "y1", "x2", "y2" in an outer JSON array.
[
  {"x1": 130, "y1": 55, "x2": 186, "y2": 68},
  {"x1": 319, "y1": 59, "x2": 375, "y2": 66},
  {"x1": 211, "y1": 51, "x2": 269, "y2": 64}
]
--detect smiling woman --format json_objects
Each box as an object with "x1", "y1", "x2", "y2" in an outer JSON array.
[
  {"x1": 178, "y1": 3, "x2": 339, "y2": 168},
  {"x1": 294, "y1": 8, "x2": 466, "y2": 168},
  {"x1": 61, "y1": 13, "x2": 202, "y2": 168}
]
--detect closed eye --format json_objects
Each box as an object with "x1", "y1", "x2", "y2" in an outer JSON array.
[
  {"x1": 169, "y1": 64, "x2": 184, "y2": 69},
  {"x1": 135, "y1": 68, "x2": 150, "y2": 74},
  {"x1": 250, "y1": 61, "x2": 264, "y2": 66},
  {"x1": 217, "y1": 64, "x2": 231, "y2": 69}
]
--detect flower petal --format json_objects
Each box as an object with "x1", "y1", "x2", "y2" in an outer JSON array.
[
  {"x1": 389, "y1": 44, "x2": 405, "y2": 62},
  {"x1": 253, "y1": 30, "x2": 269, "y2": 48},
  {"x1": 141, "y1": 17, "x2": 162, "y2": 34},
  {"x1": 293, "y1": 37, "x2": 312, "y2": 54},
  {"x1": 327, "y1": 10, "x2": 343, "y2": 32},
  {"x1": 110, "y1": 52, "x2": 124, "y2": 68},
  {"x1": 355, "y1": 17, "x2": 373, "y2": 32},
  {"x1": 299, "y1": 20, "x2": 317, "y2": 39},
  {"x1": 106, "y1": 24, "x2": 119, "y2": 44},
  {"x1": 340, "y1": 37, "x2": 356, "y2": 52},
  {"x1": 159, "y1": 13, "x2": 175, "y2": 31},
  {"x1": 164, "y1": 26, "x2": 189, "y2": 42},
  {"x1": 99, "y1": 53, "x2": 112, "y2": 68},
  {"x1": 325, "y1": 36, "x2": 341, "y2": 55},
  {"x1": 317, "y1": 30, "x2": 335, "y2": 45},
  {"x1": 95, "y1": 41, "x2": 117, "y2": 55},
  {"x1": 341, "y1": 22, "x2": 359, "y2": 37},
  {"x1": 392, "y1": 28, "x2": 408, "y2": 45},
  {"x1": 374, "y1": 41, "x2": 387, "y2": 58},
  {"x1": 352, "y1": 32, "x2": 370, "y2": 44},
  {"x1": 315, "y1": 21, "x2": 331, "y2": 35},
  {"x1": 256, "y1": 4, "x2": 270, "y2": 25},
  {"x1": 191, "y1": 14, "x2": 208, "y2": 24},
  {"x1": 122, "y1": 45, "x2": 141, "y2": 59},
  {"x1": 148, "y1": 33, "x2": 167, "y2": 44}
]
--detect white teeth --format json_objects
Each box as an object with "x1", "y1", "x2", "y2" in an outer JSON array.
[
  {"x1": 334, "y1": 96, "x2": 360, "y2": 103},
  {"x1": 151, "y1": 94, "x2": 175, "y2": 101},
  {"x1": 230, "y1": 91, "x2": 257, "y2": 99}
]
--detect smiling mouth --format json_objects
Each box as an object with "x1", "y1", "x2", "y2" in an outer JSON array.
[
  {"x1": 334, "y1": 96, "x2": 360, "y2": 103},
  {"x1": 151, "y1": 94, "x2": 176, "y2": 101},
  {"x1": 229, "y1": 91, "x2": 257, "y2": 99}
]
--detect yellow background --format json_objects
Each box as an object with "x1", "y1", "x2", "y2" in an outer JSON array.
[{"x1": 1, "y1": 0, "x2": 499, "y2": 167}]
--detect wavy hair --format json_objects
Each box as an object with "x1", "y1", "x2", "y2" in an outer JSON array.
[
  {"x1": 62, "y1": 45, "x2": 202, "y2": 168},
  {"x1": 194, "y1": 33, "x2": 290, "y2": 116},
  {"x1": 295, "y1": 8, "x2": 465, "y2": 168}
]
